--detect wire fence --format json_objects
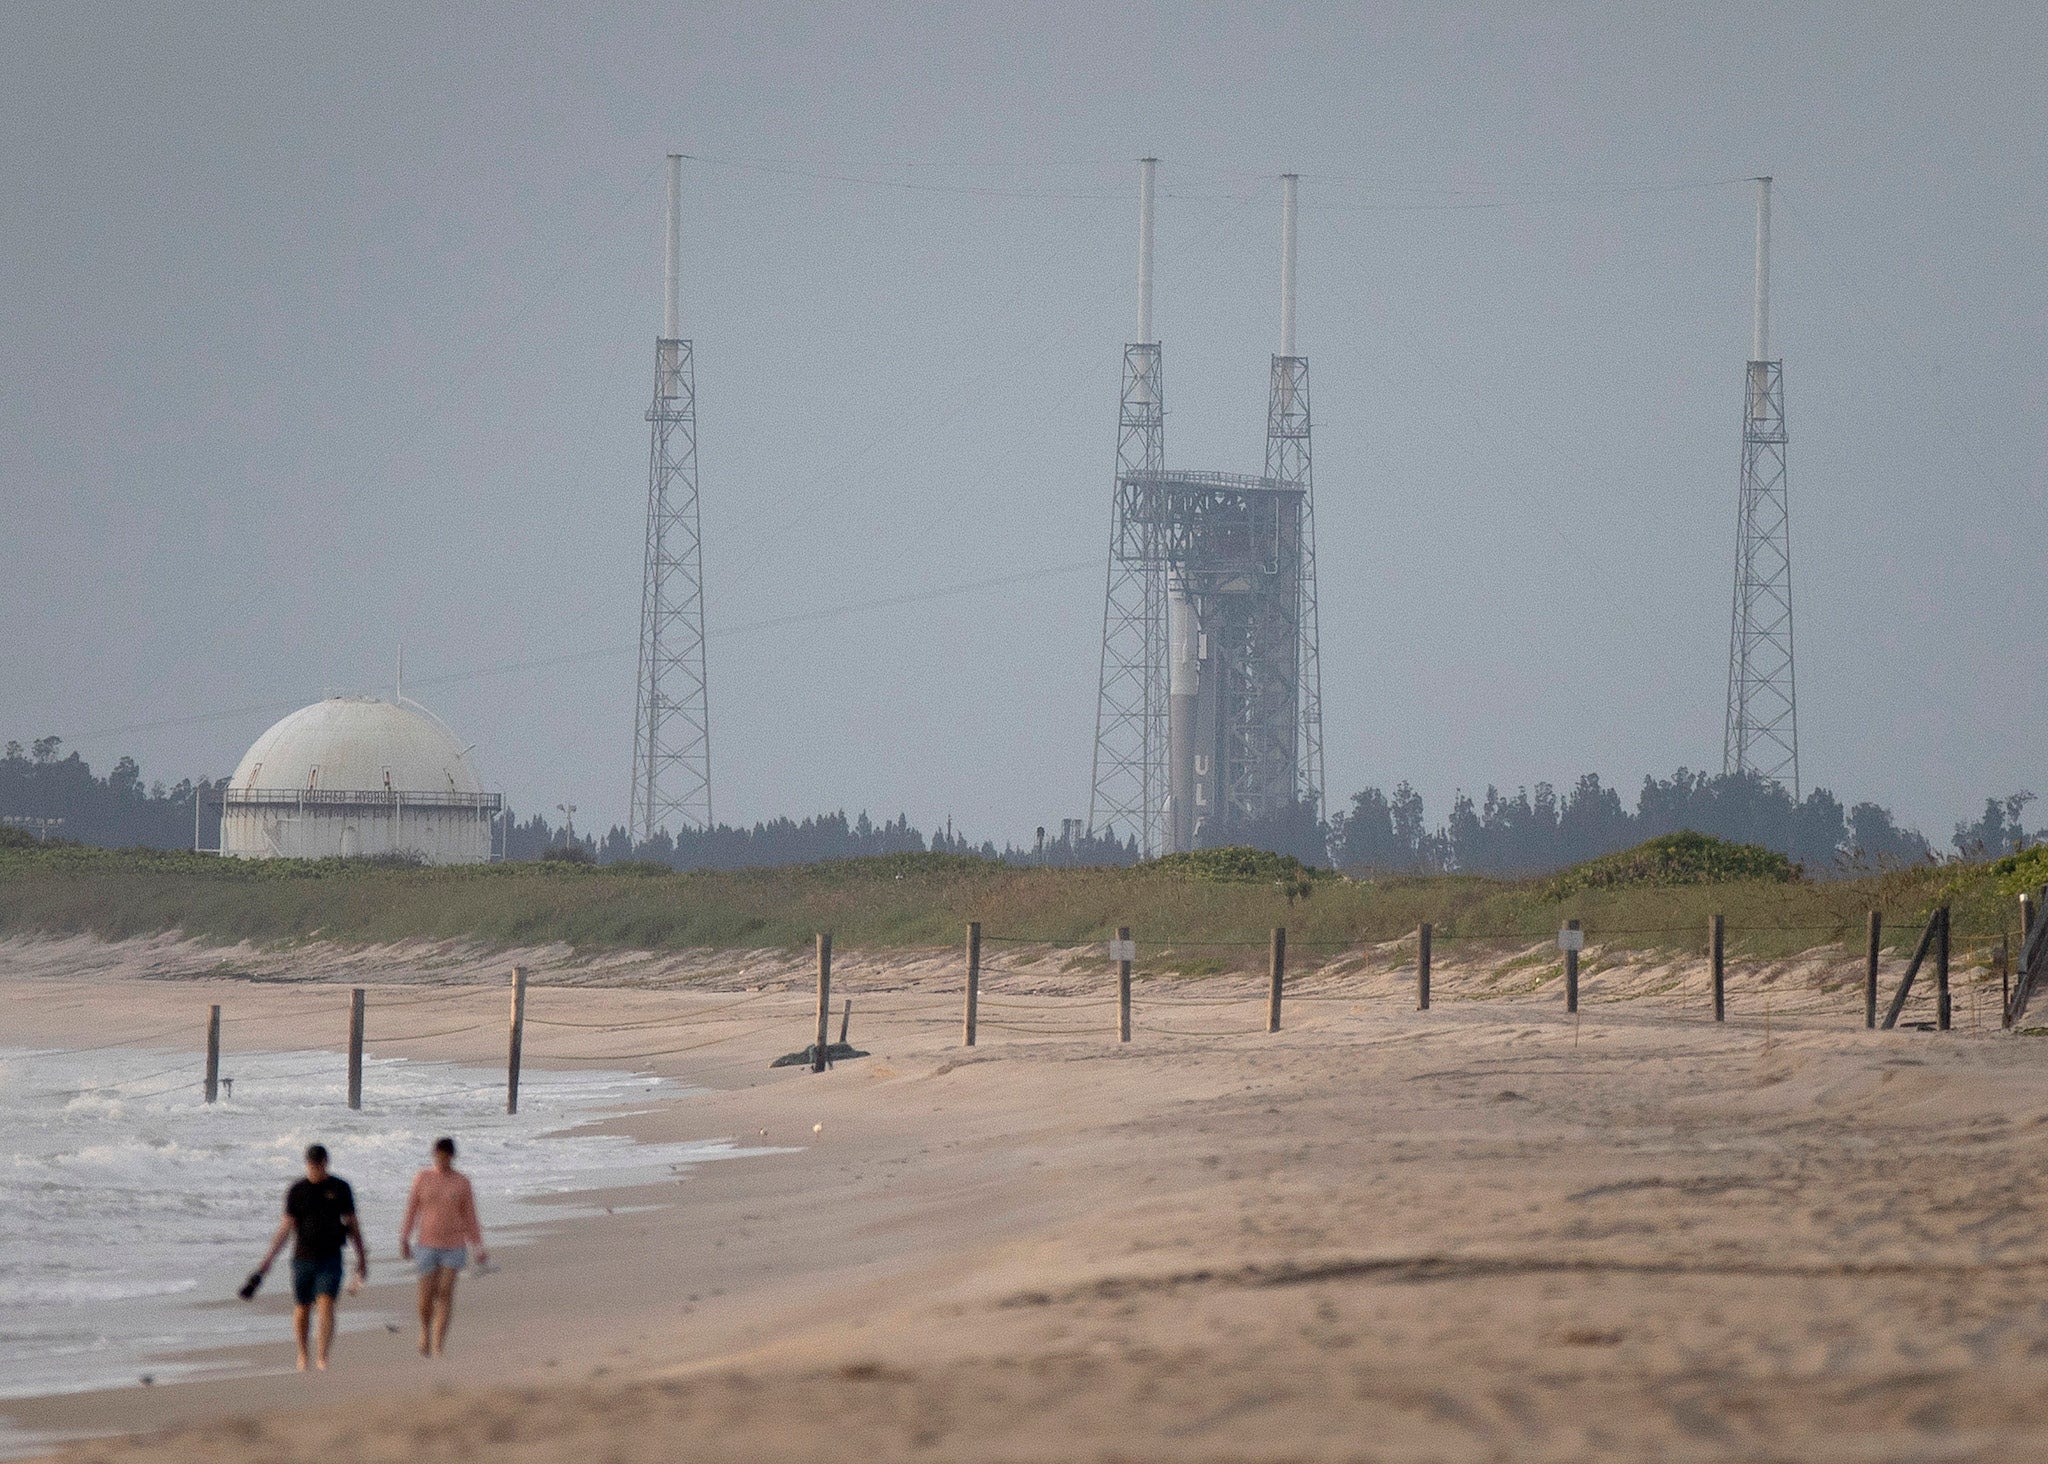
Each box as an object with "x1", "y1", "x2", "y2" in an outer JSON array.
[
  {"x1": 10, "y1": 894, "x2": 2043, "y2": 1101},
  {"x1": 985, "y1": 920, "x2": 2028, "y2": 946}
]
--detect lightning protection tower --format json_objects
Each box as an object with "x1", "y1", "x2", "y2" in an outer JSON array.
[
  {"x1": 630, "y1": 154, "x2": 712, "y2": 841},
  {"x1": 1723, "y1": 176, "x2": 1799, "y2": 797},
  {"x1": 1088, "y1": 164, "x2": 1326, "y2": 856},
  {"x1": 1087, "y1": 158, "x2": 1168, "y2": 857},
  {"x1": 1266, "y1": 174, "x2": 1326, "y2": 830}
]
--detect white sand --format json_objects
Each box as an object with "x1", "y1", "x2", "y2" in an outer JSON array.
[{"x1": 3, "y1": 931, "x2": 2039, "y2": 1462}]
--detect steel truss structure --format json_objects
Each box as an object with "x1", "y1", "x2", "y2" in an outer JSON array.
[
  {"x1": 1265, "y1": 351, "x2": 1324, "y2": 823},
  {"x1": 1128, "y1": 468, "x2": 1309, "y2": 843},
  {"x1": 1088, "y1": 166, "x2": 1325, "y2": 856},
  {"x1": 1087, "y1": 343, "x2": 1167, "y2": 855},
  {"x1": 629, "y1": 332, "x2": 712, "y2": 840},
  {"x1": 1723, "y1": 356, "x2": 1798, "y2": 795}
]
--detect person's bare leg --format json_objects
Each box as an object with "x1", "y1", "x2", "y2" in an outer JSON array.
[
  {"x1": 314, "y1": 1295, "x2": 335, "y2": 1370},
  {"x1": 416, "y1": 1272, "x2": 435, "y2": 1356},
  {"x1": 431, "y1": 1270, "x2": 458, "y2": 1355},
  {"x1": 292, "y1": 1304, "x2": 311, "y2": 1372}
]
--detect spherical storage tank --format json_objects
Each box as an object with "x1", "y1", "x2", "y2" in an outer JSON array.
[{"x1": 221, "y1": 696, "x2": 502, "y2": 863}]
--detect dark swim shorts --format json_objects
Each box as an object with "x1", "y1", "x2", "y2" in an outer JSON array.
[{"x1": 290, "y1": 1255, "x2": 344, "y2": 1305}]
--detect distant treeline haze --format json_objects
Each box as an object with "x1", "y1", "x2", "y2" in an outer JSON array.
[
  {"x1": 3, "y1": 737, "x2": 2036, "y2": 877},
  {"x1": 509, "y1": 809, "x2": 1141, "y2": 869},
  {"x1": 0, "y1": 738, "x2": 224, "y2": 849},
  {"x1": 1330, "y1": 773, "x2": 2035, "y2": 876}
]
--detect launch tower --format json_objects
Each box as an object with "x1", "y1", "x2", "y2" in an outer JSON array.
[{"x1": 1088, "y1": 164, "x2": 1326, "y2": 855}]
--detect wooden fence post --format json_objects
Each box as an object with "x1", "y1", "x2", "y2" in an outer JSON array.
[
  {"x1": 1936, "y1": 906, "x2": 1952, "y2": 1031},
  {"x1": 347, "y1": 987, "x2": 365, "y2": 1110},
  {"x1": 1865, "y1": 911, "x2": 1882, "y2": 1030},
  {"x1": 1564, "y1": 919, "x2": 1581, "y2": 1015},
  {"x1": 2007, "y1": 888, "x2": 2048, "y2": 1028},
  {"x1": 1417, "y1": 923, "x2": 1432, "y2": 1011},
  {"x1": 1267, "y1": 927, "x2": 1286, "y2": 1033},
  {"x1": 1711, "y1": 914, "x2": 1726, "y2": 1023},
  {"x1": 1881, "y1": 913, "x2": 1943, "y2": 1030},
  {"x1": 963, "y1": 922, "x2": 980, "y2": 1047},
  {"x1": 506, "y1": 966, "x2": 527, "y2": 1115},
  {"x1": 205, "y1": 1004, "x2": 221, "y2": 1104},
  {"x1": 1117, "y1": 926, "x2": 1133, "y2": 1043},
  {"x1": 2021, "y1": 893, "x2": 2037, "y2": 1026},
  {"x1": 838, "y1": 997, "x2": 852, "y2": 1046},
  {"x1": 2002, "y1": 932, "x2": 2013, "y2": 1029},
  {"x1": 812, "y1": 934, "x2": 832, "y2": 1073}
]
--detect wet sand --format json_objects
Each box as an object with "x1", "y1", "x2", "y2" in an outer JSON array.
[{"x1": 5, "y1": 932, "x2": 2044, "y2": 1462}]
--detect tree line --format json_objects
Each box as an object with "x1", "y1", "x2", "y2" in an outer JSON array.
[
  {"x1": 0, "y1": 738, "x2": 223, "y2": 849},
  {"x1": 1328, "y1": 772, "x2": 2037, "y2": 876},
  {"x1": 4, "y1": 734, "x2": 2034, "y2": 878},
  {"x1": 520, "y1": 811, "x2": 1141, "y2": 870}
]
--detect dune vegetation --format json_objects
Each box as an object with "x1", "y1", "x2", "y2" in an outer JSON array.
[{"x1": 0, "y1": 833, "x2": 2040, "y2": 965}]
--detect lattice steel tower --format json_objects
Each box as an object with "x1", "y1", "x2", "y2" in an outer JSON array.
[
  {"x1": 1087, "y1": 158, "x2": 1168, "y2": 856},
  {"x1": 1723, "y1": 176, "x2": 1799, "y2": 796},
  {"x1": 1266, "y1": 174, "x2": 1326, "y2": 828},
  {"x1": 630, "y1": 155, "x2": 712, "y2": 839},
  {"x1": 1088, "y1": 164, "x2": 1326, "y2": 855}
]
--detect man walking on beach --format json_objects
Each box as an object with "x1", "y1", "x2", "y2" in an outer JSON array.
[
  {"x1": 252, "y1": 1143, "x2": 367, "y2": 1372},
  {"x1": 398, "y1": 1136, "x2": 487, "y2": 1358}
]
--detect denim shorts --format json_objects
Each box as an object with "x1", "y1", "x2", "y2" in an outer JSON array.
[
  {"x1": 413, "y1": 1244, "x2": 467, "y2": 1277},
  {"x1": 290, "y1": 1255, "x2": 344, "y2": 1305}
]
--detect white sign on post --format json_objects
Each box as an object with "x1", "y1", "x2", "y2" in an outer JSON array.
[
  {"x1": 1557, "y1": 927, "x2": 1585, "y2": 952},
  {"x1": 1108, "y1": 939, "x2": 1137, "y2": 963}
]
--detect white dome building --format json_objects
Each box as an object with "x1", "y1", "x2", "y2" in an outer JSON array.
[{"x1": 220, "y1": 696, "x2": 502, "y2": 863}]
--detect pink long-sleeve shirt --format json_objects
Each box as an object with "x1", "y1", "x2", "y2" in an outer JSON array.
[{"x1": 400, "y1": 1167, "x2": 483, "y2": 1250}]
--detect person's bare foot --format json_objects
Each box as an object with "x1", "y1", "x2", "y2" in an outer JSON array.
[
  {"x1": 418, "y1": 1335, "x2": 431, "y2": 1357},
  {"x1": 315, "y1": 1356, "x2": 329, "y2": 1372},
  {"x1": 296, "y1": 1354, "x2": 309, "y2": 1372}
]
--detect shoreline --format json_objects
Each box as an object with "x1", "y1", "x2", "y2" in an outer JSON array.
[
  {"x1": 7, "y1": 935, "x2": 2047, "y2": 1461},
  {"x1": 0, "y1": 964, "x2": 827, "y2": 1453}
]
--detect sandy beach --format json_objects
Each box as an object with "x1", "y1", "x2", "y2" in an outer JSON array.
[{"x1": 5, "y1": 931, "x2": 2045, "y2": 1462}]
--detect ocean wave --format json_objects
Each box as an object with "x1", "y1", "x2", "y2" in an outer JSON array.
[
  {"x1": 0, "y1": 1276, "x2": 199, "y2": 1305},
  {"x1": 0, "y1": 1045, "x2": 753, "y2": 1400}
]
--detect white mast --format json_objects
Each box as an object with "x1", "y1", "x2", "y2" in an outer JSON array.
[
  {"x1": 1280, "y1": 173, "x2": 1298, "y2": 356},
  {"x1": 664, "y1": 153, "x2": 683, "y2": 339},
  {"x1": 1137, "y1": 157, "x2": 1156, "y2": 344},
  {"x1": 1752, "y1": 175, "x2": 1771, "y2": 361}
]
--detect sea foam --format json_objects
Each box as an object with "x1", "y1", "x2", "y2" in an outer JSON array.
[{"x1": 0, "y1": 1043, "x2": 748, "y2": 1401}]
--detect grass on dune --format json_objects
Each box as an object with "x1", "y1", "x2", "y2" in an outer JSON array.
[{"x1": 0, "y1": 838, "x2": 2039, "y2": 967}]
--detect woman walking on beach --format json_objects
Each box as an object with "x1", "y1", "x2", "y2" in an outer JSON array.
[{"x1": 398, "y1": 1136, "x2": 487, "y2": 1357}]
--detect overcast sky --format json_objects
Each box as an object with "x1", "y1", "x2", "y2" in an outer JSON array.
[{"x1": 1, "y1": 3, "x2": 2041, "y2": 843}]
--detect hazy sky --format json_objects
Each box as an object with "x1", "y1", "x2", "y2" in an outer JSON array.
[{"x1": 2, "y1": 3, "x2": 2042, "y2": 843}]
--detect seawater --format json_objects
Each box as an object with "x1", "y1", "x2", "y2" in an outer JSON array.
[{"x1": 0, "y1": 1042, "x2": 751, "y2": 1400}]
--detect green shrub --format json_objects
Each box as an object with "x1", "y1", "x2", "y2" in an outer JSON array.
[
  {"x1": 1992, "y1": 845, "x2": 2048, "y2": 898},
  {"x1": 1543, "y1": 832, "x2": 1799, "y2": 901},
  {"x1": 1144, "y1": 847, "x2": 1325, "y2": 900}
]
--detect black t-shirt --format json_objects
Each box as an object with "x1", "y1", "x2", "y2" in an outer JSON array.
[{"x1": 285, "y1": 1175, "x2": 356, "y2": 1262}]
